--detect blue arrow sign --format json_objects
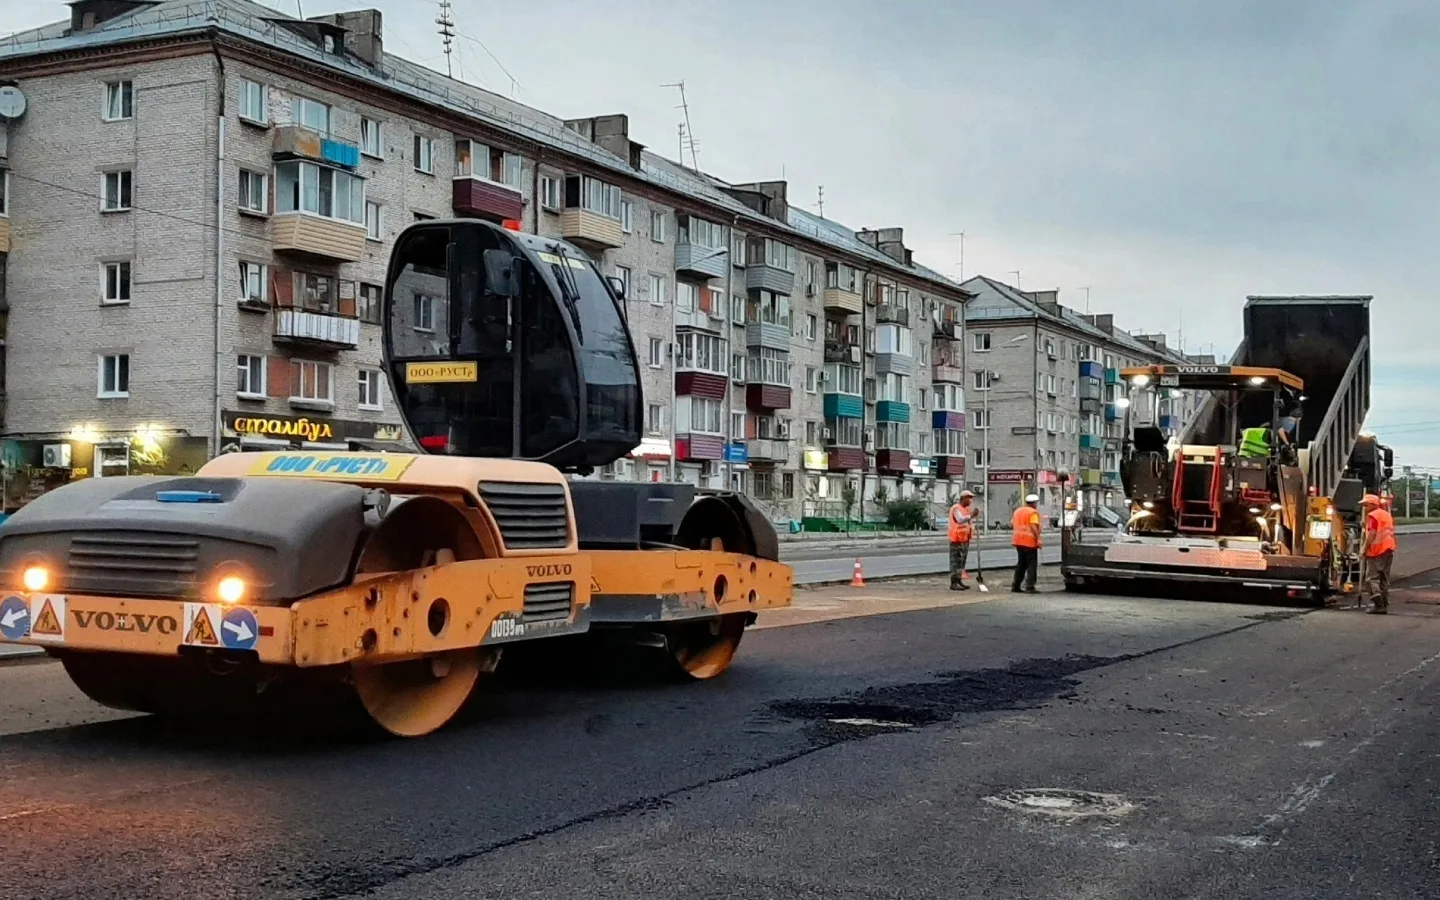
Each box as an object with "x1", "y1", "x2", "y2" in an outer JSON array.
[
  {"x1": 219, "y1": 607, "x2": 258, "y2": 651},
  {"x1": 0, "y1": 595, "x2": 30, "y2": 641}
]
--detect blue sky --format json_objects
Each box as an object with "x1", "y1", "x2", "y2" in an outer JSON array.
[{"x1": 4, "y1": 0, "x2": 1438, "y2": 465}]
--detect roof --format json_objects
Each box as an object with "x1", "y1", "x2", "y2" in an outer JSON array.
[
  {"x1": 0, "y1": 0, "x2": 971, "y2": 297},
  {"x1": 962, "y1": 274, "x2": 1189, "y2": 362}
]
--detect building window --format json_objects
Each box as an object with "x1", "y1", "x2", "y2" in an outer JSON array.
[
  {"x1": 972, "y1": 370, "x2": 992, "y2": 390},
  {"x1": 678, "y1": 396, "x2": 724, "y2": 434},
  {"x1": 239, "y1": 80, "x2": 267, "y2": 123},
  {"x1": 412, "y1": 294, "x2": 436, "y2": 332},
  {"x1": 730, "y1": 353, "x2": 746, "y2": 383},
  {"x1": 0, "y1": 167, "x2": 7, "y2": 215},
  {"x1": 748, "y1": 347, "x2": 790, "y2": 386},
  {"x1": 275, "y1": 161, "x2": 364, "y2": 224},
  {"x1": 649, "y1": 210, "x2": 667, "y2": 242},
  {"x1": 973, "y1": 448, "x2": 990, "y2": 467},
  {"x1": 237, "y1": 354, "x2": 266, "y2": 398},
  {"x1": 98, "y1": 353, "x2": 130, "y2": 398},
  {"x1": 648, "y1": 273, "x2": 667, "y2": 306},
  {"x1": 746, "y1": 237, "x2": 795, "y2": 271},
  {"x1": 805, "y1": 314, "x2": 818, "y2": 340},
  {"x1": 293, "y1": 96, "x2": 331, "y2": 133},
  {"x1": 620, "y1": 200, "x2": 633, "y2": 233},
  {"x1": 103, "y1": 80, "x2": 133, "y2": 121},
  {"x1": 747, "y1": 290, "x2": 791, "y2": 328},
  {"x1": 971, "y1": 408, "x2": 989, "y2": 429},
  {"x1": 357, "y1": 283, "x2": 382, "y2": 324},
  {"x1": 453, "y1": 139, "x2": 522, "y2": 187},
  {"x1": 564, "y1": 175, "x2": 623, "y2": 219},
  {"x1": 101, "y1": 261, "x2": 131, "y2": 305},
  {"x1": 365, "y1": 200, "x2": 383, "y2": 240},
  {"x1": 730, "y1": 294, "x2": 745, "y2": 324},
  {"x1": 823, "y1": 363, "x2": 863, "y2": 395},
  {"x1": 614, "y1": 265, "x2": 631, "y2": 299},
  {"x1": 876, "y1": 324, "x2": 913, "y2": 356},
  {"x1": 805, "y1": 366, "x2": 818, "y2": 393},
  {"x1": 358, "y1": 369, "x2": 384, "y2": 410},
  {"x1": 290, "y1": 359, "x2": 333, "y2": 403},
  {"x1": 675, "y1": 280, "x2": 699, "y2": 312},
  {"x1": 730, "y1": 412, "x2": 745, "y2": 437},
  {"x1": 102, "y1": 170, "x2": 133, "y2": 212},
  {"x1": 413, "y1": 134, "x2": 435, "y2": 173},
  {"x1": 540, "y1": 175, "x2": 561, "y2": 210},
  {"x1": 237, "y1": 262, "x2": 267, "y2": 305},
  {"x1": 360, "y1": 117, "x2": 382, "y2": 157},
  {"x1": 647, "y1": 403, "x2": 665, "y2": 434},
  {"x1": 238, "y1": 169, "x2": 268, "y2": 214},
  {"x1": 676, "y1": 332, "x2": 727, "y2": 375},
  {"x1": 648, "y1": 337, "x2": 663, "y2": 367}
]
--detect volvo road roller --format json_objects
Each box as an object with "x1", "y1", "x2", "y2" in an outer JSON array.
[{"x1": 0, "y1": 220, "x2": 793, "y2": 737}]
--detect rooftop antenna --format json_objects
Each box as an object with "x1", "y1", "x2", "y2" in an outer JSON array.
[
  {"x1": 295, "y1": 0, "x2": 304, "y2": 16},
  {"x1": 816, "y1": 185, "x2": 825, "y2": 218},
  {"x1": 1010, "y1": 270, "x2": 1021, "y2": 288},
  {"x1": 1080, "y1": 286, "x2": 1091, "y2": 313},
  {"x1": 436, "y1": 0, "x2": 455, "y2": 78},
  {"x1": 662, "y1": 80, "x2": 700, "y2": 169},
  {"x1": 949, "y1": 232, "x2": 965, "y2": 281}
]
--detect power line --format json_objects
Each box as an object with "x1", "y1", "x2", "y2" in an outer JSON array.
[{"x1": 454, "y1": 32, "x2": 523, "y2": 98}]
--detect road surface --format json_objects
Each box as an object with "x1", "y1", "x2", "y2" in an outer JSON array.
[{"x1": 1, "y1": 535, "x2": 1439, "y2": 899}]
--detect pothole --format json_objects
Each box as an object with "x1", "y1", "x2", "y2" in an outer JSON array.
[{"x1": 984, "y1": 788, "x2": 1137, "y2": 819}]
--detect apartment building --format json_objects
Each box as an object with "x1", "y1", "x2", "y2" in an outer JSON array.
[
  {"x1": 0, "y1": 0, "x2": 973, "y2": 518},
  {"x1": 961, "y1": 276, "x2": 1200, "y2": 520}
]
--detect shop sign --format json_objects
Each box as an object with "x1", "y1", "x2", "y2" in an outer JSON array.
[
  {"x1": 228, "y1": 414, "x2": 334, "y2": 443},
  {"x1": 221, "y1": 411, "x2": 405, "y2": 447},
  {"x1": 987, "y1": 469, "x2": 1034, "y2": 484}
]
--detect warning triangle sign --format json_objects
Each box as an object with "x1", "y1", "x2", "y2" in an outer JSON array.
[
  {"x1": 31, "y1": 599, "x2": 61, "y2": 636},
  {"x1": 186, "y1": 607, "x2": 218, "y2": 645}
]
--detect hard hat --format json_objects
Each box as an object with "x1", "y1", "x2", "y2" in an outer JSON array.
[
  {"x1": 959, "y1": 490, "x2": 975, "y2": 499},
  {"x1": 1025, "y1": 494, "x2": 1040, "y2": 504},
  {"x1": 1361, "y1": 493, "x2": 1381, "y2": 507}
]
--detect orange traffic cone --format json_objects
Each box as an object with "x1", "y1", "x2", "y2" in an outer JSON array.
[{"x1": 851, "y1": 557, "x2": 866, "y2": 588}]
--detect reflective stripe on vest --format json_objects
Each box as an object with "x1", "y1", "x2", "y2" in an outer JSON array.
[
  {"x1": 1240, "y1": 427, "x2": 1270, "y2": 457},
  {"x1": 1367, "y1": 508, "x2": 1396, "y2": 556}
]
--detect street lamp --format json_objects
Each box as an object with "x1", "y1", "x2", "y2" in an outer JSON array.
[{"x1": 981, "y1": 333, "x2": 1030, "y2": 532}]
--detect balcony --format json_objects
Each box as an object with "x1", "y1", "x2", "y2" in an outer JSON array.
[
  {"x1": 1079, "y1": 433, "x2": 1104, "y2": 450},
  {"x1": 932, "y1": 410, "x2": 966, "y2": 431},
  {"x1": 676, "y1": 304, "x2": 726, "y2": 332},
  {"x1": 745, "y1": 264, "x2": 795, "y2": 296},
  {"x1": 675, "y1": 243, "x2": 728, "y2": 279},
  {"x1": 747, "y1": 437, "x2": 789, "y2": 464},
  {"x1": 1079, "y1": 397, "x2": 1102, "y2": 415},
  {"x1": 823, "y1": 394, "x2": 864, "y2": 419},
  {"x1": 274, "y1": 307, "x2": 360, "y2": 349},
  {"x1": 1159, "y1": 414, "x2": 1179, "y2": 431},
  {"x1": 935, "y1": 456, "x2": 965, "y2": 479},
  {"x1": 875, "y1": 304, "x2": 910, "y2": 326},
  {"x1": 560, "y1": 208, "x2": 624, "y2": 250},
  {"x1": 674, "y1": 370, "x2": 727, "y2": 400},
  {"x1": 273, "y1": 125, "x2": 360, "y2": 169},
  {"x1": 875, "y1": 449, "x2": 911, "y2": 475},
  {"x1": 824, "y1": 341, "x2": 861, "y2": 364},
  {"x1": 932, "y1": 363, "x2": 964, "y2": 384},
  {"x1": 1079, "y1": 468, "x2": 1103, "y2": 485},
  {"x1": 934, "y1": 319, "x2": 962, "y2": 341},
  {"x1": 272, "y1": 212, "x2": 367, "y2": 263},
  {"x1": 875, "y1": 401, "x2": 910, "y2": 424},
  {"x1": 826, "y1": 445, "x2": 866, "y2": 472},
  {"x1": 875, "y1": 352, "x2": 914, "y2": 377},
  {"x1": 676, "y1": 434, "x2": 725, "y2": 462},
  {"x1": 452, "y1": 175, "x2": 523, "y2": 222},
  {"x1": 822, "y1": 286, "x2": 863, "y2": 315},
  {"x1": 746, "y1": 382, "x2": 792, "y2": 412},
  {"x1": 1104, "y1": 368, "x2": 1121, "y2": 385},
  {"x1": 0, "y1": 217, "x2": 8, "y2": 253},
  {"x1": 1104, "y1": 403, "x2": 1122, "y2": 422},
  {"x1": 745, "y1": 321, "x2": 790, "y2": 352},
  {"x1": 1079, "y1": 360, "x2": 1104, "y2": 380}
]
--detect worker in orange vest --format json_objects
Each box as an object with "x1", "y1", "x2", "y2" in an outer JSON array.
[
  {"x1": 1361, "y1": 493, "x2": 1396, "y2": 614},
  {"x1": 947, "y1": 490, "x2": 977, "y2": 591},
  {"x1": 1011, "y1": 493, "x2": 1043, "y2": 593}
]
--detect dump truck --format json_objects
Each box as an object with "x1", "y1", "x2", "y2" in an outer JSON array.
[
  {"x1": 0, "y1": 219, "x2": 793, "y2": 737},
  {"x1": 1062, "y1": 295, "x2": 1384, "y2": 602}
]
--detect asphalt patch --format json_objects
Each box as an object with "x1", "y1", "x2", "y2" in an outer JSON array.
[
  {"x1": 769, "y1": 654, "x2": 1128, "y2": 743},
  {"x1": 1243, "y1": 610, "x2": 1308, "y2": 622}
]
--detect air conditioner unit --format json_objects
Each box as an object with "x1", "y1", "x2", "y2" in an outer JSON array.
[
  {"x1": 822, "y1": 427, "x2": 834, "y2": 441},
  {"x1": 42, "y1": 443, "x2": 72, "y2": 468}
]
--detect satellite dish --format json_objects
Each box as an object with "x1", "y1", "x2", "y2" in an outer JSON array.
[{"x1": 0, "y1": 86, "x2": 26, "y2": 120}]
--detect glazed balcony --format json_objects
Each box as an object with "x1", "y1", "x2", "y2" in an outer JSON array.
[{"x1": 272, "y1": 212, "x2": 366, "y2": 263}]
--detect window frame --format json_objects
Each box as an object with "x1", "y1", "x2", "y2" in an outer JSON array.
[
  {"x1": 412, "y1": 293, "x2": 437, "y2": 332},
  {"x1": 357, "y1": 368, "x2": 384, "y2": 410},
  {"x1": 360, "y1": 117, "x2": 383, "y2": 158},
  {"x1": 101, "y1": 260, "x2": 132, "y2": 306},
  {"x1": 540, "y1": 175, "x2": 561, "y2": 211},
  {"x1": 288, "y1": 359, "x2": 335, "y2": 404},
  {"x1": 97, "y1": 353, "x2": 131, "y2": 399},
  {"x1": 413, "y1": 134, "x2": 435, "y2": 174},
  {"x1": 274, "y1": 161, "x2": 365, "y2": 225},
  {"x1": 236, "y1": 354, "x2": 267, "y2": 399},
  {"x1": 238, "y1": 168, "x2": 269, "y2": 215},
  {"x1": 238, "y1": 79, "x2": 268, "y2": 125},
  {"x1": 364, "y1": 200, "x2": 383, "y2": 241},
  {"x1": 357, "y1": 282, "x2": 383, "y2": 324},
  {"x1": 293, "y1": 96, "x2": 332, "y2": 134},
  {"x1": 103, "y1": 80, "x2": 134, "y2": 122},
  {"x1": 101, "y1": 170, "x2": 133, "y2": 212},
  {"x1": 238, "y1": 261, "x2": 268, "y2": 306}
]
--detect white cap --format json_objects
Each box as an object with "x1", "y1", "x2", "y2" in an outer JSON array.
[{"x1": 1025, "y1": 494, "x2": 1040, "y2": 503}]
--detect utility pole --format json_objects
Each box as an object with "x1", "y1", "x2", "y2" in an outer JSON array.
[{"x1": 436, "y1": 0, "x2": 455, "y2": 78}]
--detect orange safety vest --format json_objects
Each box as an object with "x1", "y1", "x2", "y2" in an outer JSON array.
[
  {"x1": 948, "y1": 502, "x2": 974, "y2": 543},
  {"x1": 1011, "y1": 505, "x2": 1041, "y2": 549},
  {"x1": 1366, "y1": 507, "x2": 1396, "y2": 557}
]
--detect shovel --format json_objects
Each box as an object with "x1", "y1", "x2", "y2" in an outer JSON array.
[{"x1": 973, "y1": 539, "x2": 989, "y2": 592}]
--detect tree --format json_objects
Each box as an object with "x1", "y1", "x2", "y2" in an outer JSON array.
[{"x1": 840, "y1": 482, "x2": 858, "y2": 527}]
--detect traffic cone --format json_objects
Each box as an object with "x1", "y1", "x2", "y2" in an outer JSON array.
[{"x1": 851, "y1": 557, "x2": 866, "y2": 588}]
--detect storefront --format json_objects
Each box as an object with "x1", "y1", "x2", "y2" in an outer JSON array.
[
  {"x1": 218, "y1": 411, "x2": 409, "y2": 453},
  {"x1": 1, "y1": 426, "x2": 210, "y2": 512}
]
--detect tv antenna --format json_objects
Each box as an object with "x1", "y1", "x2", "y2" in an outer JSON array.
[
  {"x1": 816, "y1": 185, "x2": 825, "y2": 218},
  {"x1": 436, "y1": 0, "x2": 456, "y2": 78},
  {"x1": 662, "y1": 80, "x2": 700, "y2": 169}
]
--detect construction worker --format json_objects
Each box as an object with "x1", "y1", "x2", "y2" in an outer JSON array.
[
  {"x1": 947, "y1": 490, "x2": 977, "y2": 591},
  {"x1": 1011, "y1": 493, "x2": 1042, "y2": 593},
  {"x1": 1361, "y1": 493, "x2": 1397, "y2": 614}
]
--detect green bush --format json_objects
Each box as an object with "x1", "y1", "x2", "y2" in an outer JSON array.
[{"x1": 885, "y1": 498, "x2": 930, "y2": 530}]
